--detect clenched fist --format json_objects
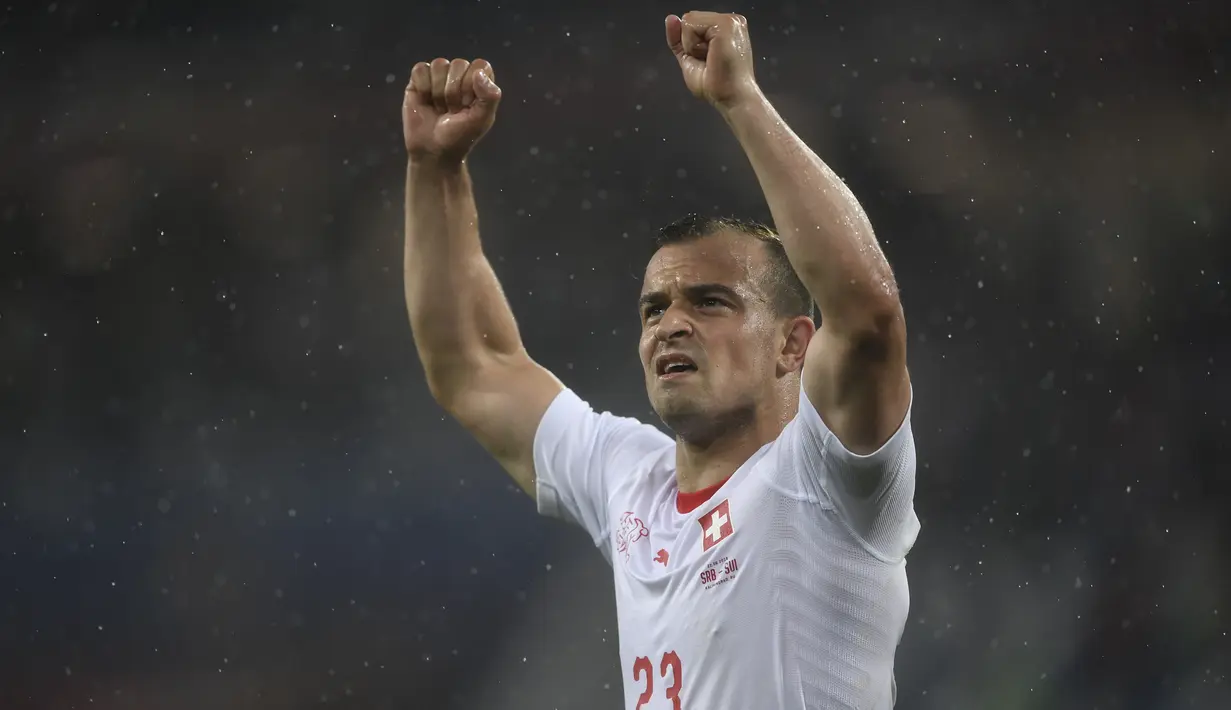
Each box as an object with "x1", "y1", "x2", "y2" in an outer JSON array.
[
  {"x1": 403, "y1": 58, "x2": 501, "y2": 162},
  {"x1": 665, "y1": 12, "x2": 758, "y2": 108}
]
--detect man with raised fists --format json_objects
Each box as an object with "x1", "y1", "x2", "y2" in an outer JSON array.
[{"x1": 403, "y1": 12, "x2": 918, "y2": 709}]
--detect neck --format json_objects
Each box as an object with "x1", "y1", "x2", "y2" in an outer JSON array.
[{"x1": 673, "y1": 387, "x2": 798, "y2": 493}]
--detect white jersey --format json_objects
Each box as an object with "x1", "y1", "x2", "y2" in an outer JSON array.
[{"x1": 533, "y1": 384, "x2": 919, "y2": 710}]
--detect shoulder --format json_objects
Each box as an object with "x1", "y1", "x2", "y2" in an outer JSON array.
[
  {"x1": 768, "y1": 386, "x2": 919, "y2": 561},
  {"x1": 535, "y1": 388, "x2": 675, "y2": 472}
]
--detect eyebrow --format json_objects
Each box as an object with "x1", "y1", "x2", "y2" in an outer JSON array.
[{"x1": 637, "y1": 282, "x2": 743, "y2": 310}]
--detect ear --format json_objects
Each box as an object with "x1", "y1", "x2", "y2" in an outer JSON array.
[{"x1": 776, "y1": 315, "x2": 815, "y2": 376}]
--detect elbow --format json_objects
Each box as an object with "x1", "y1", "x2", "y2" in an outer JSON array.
[
  {"x1": 422, "y1": 348, "x2": 531, "y2": 415},
  {"x1": 866, "y1": 292, "x2": 904, "y2": 332},
  {"x1": 424, "y1": 372, "x2": 461, "y2": 412},
  {"x1": 420, "y1": 349, "x2": 483, "y2": 413},
  {"x1": 423, "y1": 368, "x2": 467, "y2": 415},
  {"x1": 861, "y1": 299, "x2": 906, "y2": 362},
  {"x1": 827, "y1": 293, "x2": 906, "y2": 363}
]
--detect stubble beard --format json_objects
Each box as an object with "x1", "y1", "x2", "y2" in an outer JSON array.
[{"x1": 652, "y1": 385, "x2": 758, "y2": 448}]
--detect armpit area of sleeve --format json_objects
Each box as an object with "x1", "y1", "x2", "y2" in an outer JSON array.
[
  {"x1": 798, "y1": 386, "x2": 919, "y2": 563},
  {"x1": 532, "y1": 388, "x2": 592, "y2": 520},
  {"x1": 798, "y1": 386, "x2": 914, "y2": 472}
]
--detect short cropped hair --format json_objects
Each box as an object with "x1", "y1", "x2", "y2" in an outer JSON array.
[{"x1": 654, "y1": 213, "x2": 815, "y2": 320}]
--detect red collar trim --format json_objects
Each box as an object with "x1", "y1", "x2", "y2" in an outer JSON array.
[{"x1": 676, "y1": 477, "x2": 730, "y2": 514}]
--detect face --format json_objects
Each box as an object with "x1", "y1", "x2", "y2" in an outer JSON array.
[{"x1": 638, "y1": 231, "x2": 800, "y2": 443}]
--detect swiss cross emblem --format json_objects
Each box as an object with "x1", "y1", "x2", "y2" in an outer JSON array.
[{"x1": 698, "y1": 499, "x2": 734, "y2": 551}]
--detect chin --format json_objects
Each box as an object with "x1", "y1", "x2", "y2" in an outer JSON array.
[
  {"x1": 650, "y1": 391, "x2": 705, "y2": 431},
  {"x1": 651, "y1": 391, "x2": 759, "y2": 445}
]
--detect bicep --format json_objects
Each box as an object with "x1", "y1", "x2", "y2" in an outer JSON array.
[
  {"x1": 446, "y1": 355, "x2": 564, "y2": 498},
  {"x1": 802, "y1": 306, "x2": 911, "y2": 456}
]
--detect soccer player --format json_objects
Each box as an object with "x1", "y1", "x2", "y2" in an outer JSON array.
[{"x1": 403, "y1": 11, "x2": 918, "y2": 710}]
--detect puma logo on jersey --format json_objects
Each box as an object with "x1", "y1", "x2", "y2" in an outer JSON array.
[{"x1": 616, "y1": 511, "x2": 650, "y2": 561}]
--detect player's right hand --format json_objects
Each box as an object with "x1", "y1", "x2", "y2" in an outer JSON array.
[{"x1": 403, "y1": 58, "x2": 501, "y2": 162}]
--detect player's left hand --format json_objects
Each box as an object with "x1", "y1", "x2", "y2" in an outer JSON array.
[{"x1": 665, "y1": 11, "x2": 759, "y2": 108}]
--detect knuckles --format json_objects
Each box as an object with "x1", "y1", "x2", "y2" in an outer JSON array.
[
  {"x1": 415, "y1": 58, "x2": 486, "y2": 79},
  {"x1": 408, "y1": 58, "x2": 494, "y2": 98},
  {"x1": 681, "y1": 11, "x2": 746, "y2": 32}
]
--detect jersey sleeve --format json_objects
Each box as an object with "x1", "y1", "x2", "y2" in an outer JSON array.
[
  {"x1": 532, "y1": 388, "x2": 673, "y2": 555},
  {"x1": 782, "y1": 384, "x2": 920, "y2": 563}
]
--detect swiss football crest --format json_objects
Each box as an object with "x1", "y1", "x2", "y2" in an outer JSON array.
[
  {"x1": 698, "y1": 499, "x2": 734, "y2": 551},
  {"x1": 616, "y1": 511, "x2": 650, "y2": 561}
]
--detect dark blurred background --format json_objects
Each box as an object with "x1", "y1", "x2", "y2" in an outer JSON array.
[{"x1": 1, "y1": 0, "x2": 1228, "y2": 708}]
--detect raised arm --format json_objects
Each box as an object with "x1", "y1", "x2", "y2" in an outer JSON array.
[
  {"x1": 666, "y1": 13, "x2": 910, "y2": 454},
  {"x1": 403, "y1": 58, "x2": 562, "y2": 495}
]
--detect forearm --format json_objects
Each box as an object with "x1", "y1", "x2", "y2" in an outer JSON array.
[
  {"x1": 720, "y1": 91, "x2": 900, "y2": 329},
  {"x1": 403, "y1": 158, "x2": 526, "y2": 402}
]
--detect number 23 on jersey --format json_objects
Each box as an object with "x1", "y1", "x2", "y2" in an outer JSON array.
[{"x1": 632, "y1": 651, "x2": 682, "y2": 709}]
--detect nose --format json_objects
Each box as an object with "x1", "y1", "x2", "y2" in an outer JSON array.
[{"x1": 654, "y1": 303, "x2": 694, "y2": 342}]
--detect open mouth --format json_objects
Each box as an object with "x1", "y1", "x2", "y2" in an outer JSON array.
[{"x1": 655, "y1": 353, "x2": 698, "y2": 378}]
